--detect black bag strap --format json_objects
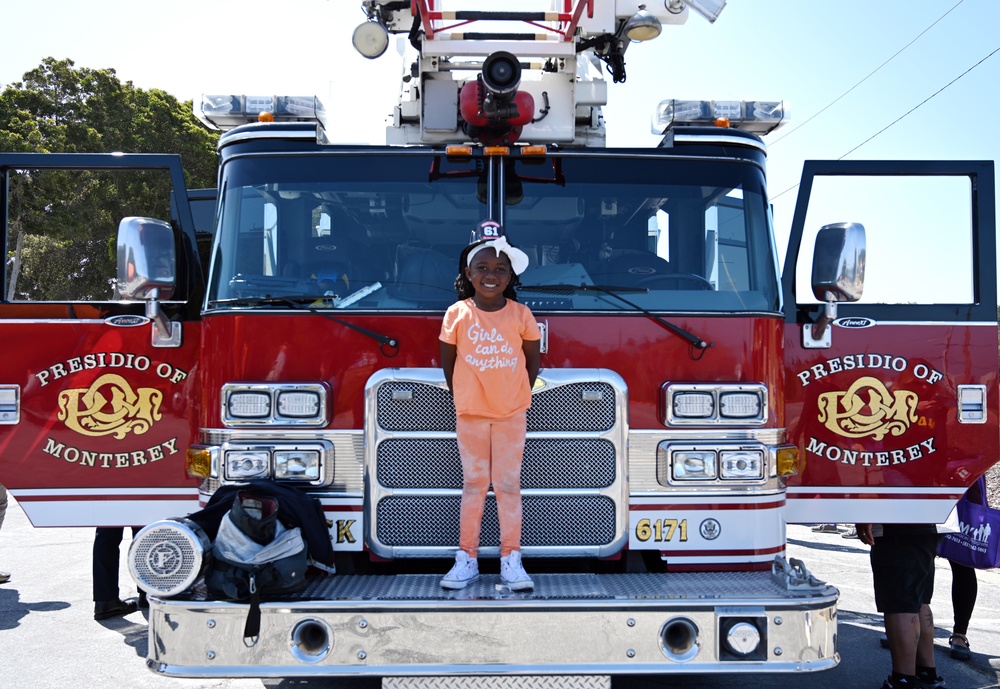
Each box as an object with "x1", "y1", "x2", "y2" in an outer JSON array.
[{"x1": 243, "y1": 572, "x2": 262, "y2": 643}]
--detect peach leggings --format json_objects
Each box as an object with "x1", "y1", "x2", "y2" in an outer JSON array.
[{"x1": 456, "y1": 412, "x2": 526, "y2": 558}]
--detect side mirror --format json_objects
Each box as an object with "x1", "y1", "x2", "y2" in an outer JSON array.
[
  {"x1": 117, "y1": 217, "x2": 177, "y2": 300},
  {"x1": 811, "y1": 222, "x2": 866, "y2": 303},
  {"x1": 805, "y1": 222, "x2": 866, "y2": 348},
  {"x1": 116, "y1": 217, "x2": 181, "y2": 346}
]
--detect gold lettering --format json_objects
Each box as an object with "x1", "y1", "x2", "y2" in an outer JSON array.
[{"x1": 336, "y1": 519, "x2": 357, "y2": 543}]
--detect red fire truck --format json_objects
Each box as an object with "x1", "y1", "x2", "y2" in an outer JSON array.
[{"x1": 1, "y1": 1, "x2": 997, "y2": 684}]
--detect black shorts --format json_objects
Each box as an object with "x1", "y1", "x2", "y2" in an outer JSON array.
[{"x1": 870, "y1": 528, "x2": 940, "y2": 614}]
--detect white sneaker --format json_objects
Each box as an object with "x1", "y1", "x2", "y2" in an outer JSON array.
[
  {"x1": 440, "y1": 550, "x2": 479, "y2": 589},
  {"x1": 500, "y1": 551, "x2": 533, "y2": 591}
]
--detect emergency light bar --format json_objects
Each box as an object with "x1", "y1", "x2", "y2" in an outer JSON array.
[
  {"x1": 196, "y1": 95, "x2": 327, "y2": 131},
  {"x1": 652, "y1": 99, "x2": 788, "y2": 136}
]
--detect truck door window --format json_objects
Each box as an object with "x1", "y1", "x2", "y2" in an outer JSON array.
[
  {"x1": 3, "y1": 168, "x2": 176, "y2": 302},
  {"x1": 794, "y1": 175, "x2": 973, "y2": 305}
]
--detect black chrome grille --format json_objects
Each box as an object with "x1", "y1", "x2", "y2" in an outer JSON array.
[
  {"x1": 377, "y1": 438, "x2": 617, "y2": 489},
  {"x1": 376, "y1": 381, "x2": 617, "y2": 433},
  {"x1": 369, "y1": 371, "x2": 625, "y2": 555},
  {"x1": 376, "y1": 495, "x2": 617, "y2": 547}
]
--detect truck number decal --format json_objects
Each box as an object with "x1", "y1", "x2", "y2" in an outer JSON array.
[{"x1": 635, "y1": 518, "x2": 688, "y2": 543}]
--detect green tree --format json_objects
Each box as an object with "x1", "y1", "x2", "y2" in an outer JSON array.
[{"x1": 1, "y1": 57, "x2": 219, "y2": 300}]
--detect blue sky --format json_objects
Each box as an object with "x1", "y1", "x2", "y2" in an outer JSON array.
[{"x1": 2, "y1": 0, "x2": 998, "y2": 272}]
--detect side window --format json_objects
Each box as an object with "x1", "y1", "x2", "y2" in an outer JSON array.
[
  {"x1": 795, "y1": 176, "x2": 973, "y2": 305},
  {"x1": 4, "y1": 168, "x2": 175, "y2": 302}
]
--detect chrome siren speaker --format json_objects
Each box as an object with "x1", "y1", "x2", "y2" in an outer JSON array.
[{"x1": 128, "y1": 518, "x2": 211, "y2": 596}]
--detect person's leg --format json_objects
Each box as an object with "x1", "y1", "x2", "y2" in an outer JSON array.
[
  {"x1": 455, "y1": 415, "x2": 491, "y2": 559},
  {"x1": 93, "y1": 527, "x2": 125, "y2": 602},
  {"x1": 883, "y1": 611, "x2": 920, "y2": 676},
  {"x1": 490, "y1": 412, "x2": 526, "y2": 558},
  {"x1": 915, "y1": 603, "x2": 936, "y2": 670},
  {"x1": 949, "y1": 559, "x2": 977, "y2": 636},
  {"x1": 948, "y1": 558, "x2": 976, "y2": 659},
  {"x1": 872, "y1": 530, "x2": 937, "y2": 685}
]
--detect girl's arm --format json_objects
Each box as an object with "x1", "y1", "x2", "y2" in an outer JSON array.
[
  {"x1": 522, "y1": 339, "x2": 541, "y2": 388},
  {"x1": 440, "y1": 341, "x2": 458, "y2": 393}
]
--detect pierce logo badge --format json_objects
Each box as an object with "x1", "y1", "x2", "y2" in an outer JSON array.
[
  {"x1": 834, "y1": 317, "x2": 875, "y2": 328},
  {"x1": 104, "y1": 315, "x2": 150, "y2": 327}
]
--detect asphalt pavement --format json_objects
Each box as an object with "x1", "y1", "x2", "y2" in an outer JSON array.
[{"x1": 0, "y1": 498, "x2": 998, "y2": 689}]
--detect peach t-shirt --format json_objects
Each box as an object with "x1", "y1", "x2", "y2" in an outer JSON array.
[{"x1": 440, "y1": 298, "x2": 541, "y2": 418}]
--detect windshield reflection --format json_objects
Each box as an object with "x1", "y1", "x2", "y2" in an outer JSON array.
[{"x1": 207, "y1": 153, "x2": 779, "y2": 313}]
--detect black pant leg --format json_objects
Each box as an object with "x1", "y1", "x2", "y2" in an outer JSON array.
[
  {"x1": 93, "y1": 527, "x2": 125, "y2": 602},
  {"x1": 949, "y1": 558, "x2": 978, "y2": 635}
]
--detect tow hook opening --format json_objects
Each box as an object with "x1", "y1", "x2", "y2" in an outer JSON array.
[
  {"x1": 660, "y1": 617, "x2": 699, "y2": 662},
  {"x1": 290, "y1": 618, "x2": 333, "y2": 663}
]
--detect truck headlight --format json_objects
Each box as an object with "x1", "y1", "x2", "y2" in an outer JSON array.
[
  {"x1": 277, "y1": 390, "x2": 321, "y2": 417},
  {"x1": 219, "y1": 441, "x2": 330, "y2": 485},
  {"x1": 274, "y1": 448, "x2": 321, "y2": 481},
  {"x1": 228, "y1": 390, "x2": 270, "y2": 418},
  {"x1": 662, "y1": 383, "x2": 766, "y2": 425},
  {"x1": 223, "y1": 383, "x2": 329, "y2": 426},
  {"x1": 672, "y1": 450, "x2": 717, "y2": 480},
  {"x1": 672, "y1": 392, "x2": 714, "y2": 419},
  {"x1": 225, "y1": 448, "x2": 270, "y2": 480},
  {"x1": 719, "y1": 449, "x2": 764, "y2": 480}
]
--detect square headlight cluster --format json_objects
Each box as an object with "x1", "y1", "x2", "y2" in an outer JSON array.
[
  {"x1": 222, "y1": 443, "x2": 327, "y2": 484},
  {"x1": 223, "y1": 383, "x2": 328, "y2": 427},
  {"x1": 661, "y1": 383, "x2": 767, "y2": 426},
  {"x1": 657, "y1": 442, "x2": 766, "y2": 484}
]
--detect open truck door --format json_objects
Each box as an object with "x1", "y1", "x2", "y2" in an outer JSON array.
[
  {"x1": 783, "y1": 160, "x2": 998, "y2": 525},
  {"x1": 0, "y1": 153, "x2": 204, "y2": 526}
]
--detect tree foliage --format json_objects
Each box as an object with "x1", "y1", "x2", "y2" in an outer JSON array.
[{"x1": 1, "y1": 58, "x2": 219, "y2": 300}]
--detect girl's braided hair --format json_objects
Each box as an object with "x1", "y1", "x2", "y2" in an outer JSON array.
[{"x1": 455, "y1": 240, "x2": 521, "y2": 301}]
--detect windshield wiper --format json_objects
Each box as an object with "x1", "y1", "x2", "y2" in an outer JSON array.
[
  {"x1": 206, "y1": 295, "x2": 399, "y2": 357},
  {"x1": 519, "y1": 283, "x2": 712, "y2": 355},
  {"x1": 209, "y1": 296, "x2": 333, "y2": 308}
]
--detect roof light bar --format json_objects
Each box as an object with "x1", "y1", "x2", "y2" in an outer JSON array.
[
  {"x1": 197, "y1": 95, "x2": 327, "y2": 131},
  {"x1": 652, "y1": 99, "x2": 788, "y2": 136}
]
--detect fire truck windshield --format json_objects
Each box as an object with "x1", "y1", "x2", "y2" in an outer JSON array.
[{"x1": 206, "y1": 152, "x2": 779, "y2": 313}]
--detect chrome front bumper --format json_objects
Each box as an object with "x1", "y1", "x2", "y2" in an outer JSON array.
[{"x1": 145, "y1": 565, "x2": 839, "y2": 679}]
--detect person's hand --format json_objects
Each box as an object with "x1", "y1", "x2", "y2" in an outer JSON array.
[{"x1": 855, "y1": 523, "x2": 874, "y2": 546}]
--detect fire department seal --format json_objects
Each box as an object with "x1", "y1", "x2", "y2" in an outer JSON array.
[{"x1": 700, "y1": 518, "x2": 721, "y2": 540}]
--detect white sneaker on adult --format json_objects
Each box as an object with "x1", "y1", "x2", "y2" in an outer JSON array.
[
  {"x1": 500, "y1": 550, "x2": 534, "y2": 591},
  {"x1": 440, "y1": 550, "x2": 479, "y2": 590}
]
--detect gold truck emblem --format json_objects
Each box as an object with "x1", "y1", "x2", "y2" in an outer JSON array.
[
  {"x1": 816, "y1": 375, "x2": 919, "y2": 441},
  {"x1": 57, "y1": 373, "x2": 163, "y2": 439}
]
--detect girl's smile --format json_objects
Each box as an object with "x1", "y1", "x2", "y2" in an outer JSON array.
[{"x1": 466, "y1": 252, "x2": 512, "y2": 309}]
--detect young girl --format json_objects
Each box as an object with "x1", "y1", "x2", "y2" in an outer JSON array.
[{"x1": 439, "y1": 220, "x2": 541, "y2": 591}]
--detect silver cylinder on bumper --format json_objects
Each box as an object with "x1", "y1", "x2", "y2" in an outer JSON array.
[{"x1": 290, "y1": 617, "x2": 334, "y2": 663}]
